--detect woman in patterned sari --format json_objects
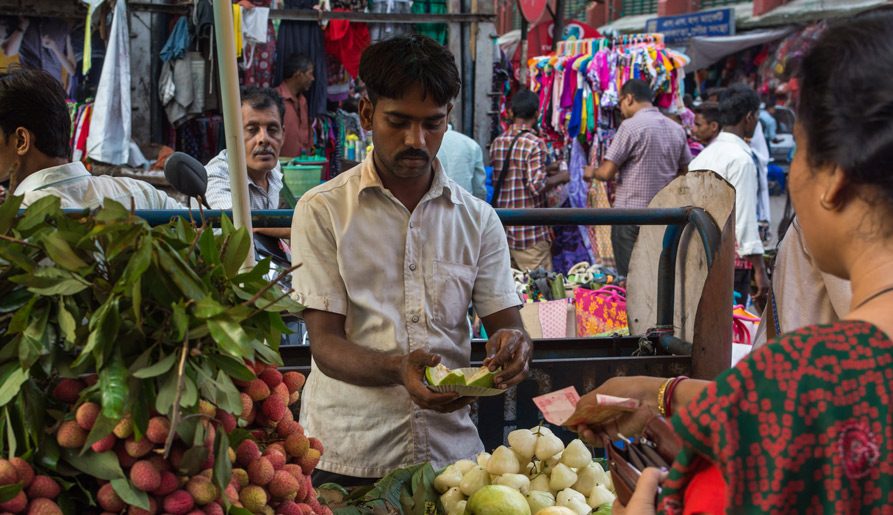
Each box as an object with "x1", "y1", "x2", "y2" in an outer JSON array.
[{"x1": 573, "y1": 11, "x2": 893, "y2": 514}]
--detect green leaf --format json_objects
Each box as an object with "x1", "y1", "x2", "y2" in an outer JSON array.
[
  {"x1": 155, "y1": 371, "x2": 177, "y2": 416},
  {"x1": 213, "y1": 371, "x2": 243, "y2": 416},
  {"x1": 212, "y1": 429, "x2": 231, "y2": 494},
  {"x1": 155, "y1": 242, "x2": 206, "y2": 300},
  {"x1": 104, "y1": 225, "x2": 143, "y2": 262},
  {"x1": 41, "y1": 231, "x2": 88, "y2": 272},
  {"x1": 197, "y1": 227, "x2": 221, "y2": 266},
  {"x1": 16, "y1": 195, "x2": 60, "y2": 233},
  {"x1": 36, "y1": 436, "x2": 60, "y2": 471},
  {"x1": 131, "y1": 277, "x2": 143, "y2": 327},
  {"x1": 180, "y1": 374, "x2": 198, "y2": 407},
  {"x1": 229, "y1": 508, "x2": 254, "y2": 515},
  {"x1": 21, "y1": 268, "x2": 90, "y2": 296},
  {"x1": 100, "y1": 354, "x2": 129, "y2": 420},
  {"x1": 116, "y1": 232, "x2": 153, "y2": 294},
  {"x1": 73, "y1": 297, "x2": 120, "y2": 369},
  {"x1": 5, "y1": 406, "x2": 16, "y2": 458},
  {"x1": 410, "y1": 463, "x2": 440, "y2": 515},
  {"x1": 133, "y1": 353, "x2": 177, "y2": 379},
  {"x1": 95, "y1": 199, "x2": 132, "y2": 224},
  {"x1": 220, "y1": 228, "x2": 251, "y2": 279},
  {"x1": 0, "y1": 365, "x2": 29, "y2": 408},
  {"x1": 111, "y1": 478, "x2": 150, "y2": 510},
  {"x1": 0, "y1": 194, "x2": 24, "y2": 234},
  {"x1": 172, "y1": 302, "x2": 188, "y2": 341},
  {"x1": 19, "y1": 307, "x2": 49, "y2": 368},
  {"x1": 61, "y1": 449, "x2": 125, "y2": 480},
  {"x1": 179, "y1": 446, "x2": 208, "y2": 476},
  {"x1": 252, "y1": 339, "x2": 283, "y2": 367},
  {"x1": 193, "y1": 297, "x2": 226, "y2": 319},
  {"x1": 0, "y1": 484, "x2": 22, "y2": 503},
  {"x1": 208, "y1": 354, "x2": 255, "y2": 382},
  {"x1": 207, "y1": 317, "x2": 251, "y2": 359},
  {"x1": 57, "y1": 299, "x2": 77, "y2": 344}
]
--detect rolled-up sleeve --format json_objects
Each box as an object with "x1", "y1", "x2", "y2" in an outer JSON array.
[
  {"x1": 205, "y1": 159, "x2": 234, "y2": 210},
  {"x1": 290, "y1": 194, "x2": 348, "y2": 315},
  {"x1": 731, "y1": 159, "x2": 764, "y2": 257},
  {"x1": 472, "y1": 207, "x2": 522, "y2": 317},
  {"x1": 526, "y1": 140, "x2": 549, "y2": 197}
]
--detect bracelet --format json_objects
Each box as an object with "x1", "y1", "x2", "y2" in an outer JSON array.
[
  {"x1": 656, "y1": 377, "x2": 673, "y2": 417},
  {"x1": 663, "y1": 376, "x2": 689, "y2": 417}
]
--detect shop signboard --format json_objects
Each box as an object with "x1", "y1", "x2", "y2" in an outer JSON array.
[
  {"x1": 518, "y1": 0, "x2": 548, "y2": 23},
  {"x1": 645, "y1": 8, "x2": 736, "y2": 44}
]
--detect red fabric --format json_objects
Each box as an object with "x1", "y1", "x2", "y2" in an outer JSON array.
[
  {"x1": 683, "y1": 462, "x2": 727, "y2": 515},
  {"x1": 323, "y1": 11, "x2": 370, "y2": 78}
]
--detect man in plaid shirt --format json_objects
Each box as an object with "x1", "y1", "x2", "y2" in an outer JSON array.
[{"x1": 490, "y1": 89, "x2": 570, "y2": 271}]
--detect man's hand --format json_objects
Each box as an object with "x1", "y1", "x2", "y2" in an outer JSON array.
[
  {"x1": 753, "y1": 265, "x2": 770, "y2": 311},
  {"x1": 483, "y1": 328, "x2": 531, "y2": 389},
  {"x1": 399, "y1": 349, "x2": 476, "y2": 413}
]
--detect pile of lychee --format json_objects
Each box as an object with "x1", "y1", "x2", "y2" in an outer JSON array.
[
  {"x1": 0, "y1": 458, "x2": 64, "y2": 515},
  {"x1": 45, "y1": 362, "x2": 331, "y2": 514}
]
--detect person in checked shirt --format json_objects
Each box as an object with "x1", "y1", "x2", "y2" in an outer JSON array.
[{"x1": 489, "y1": 88, "x2": 570, "y2": 271}]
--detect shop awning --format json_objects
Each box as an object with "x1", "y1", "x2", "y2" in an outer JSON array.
[
  {"x1": 740, "y1": 0, "x2": 891, "y2": 28},
  {"x1": 684, "y1": 27, "x2": 793, "y2": 70}
]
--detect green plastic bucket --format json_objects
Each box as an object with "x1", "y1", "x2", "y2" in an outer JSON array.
[{"x1": 282, "y1": 164, "x2": 323, "y2": 207}]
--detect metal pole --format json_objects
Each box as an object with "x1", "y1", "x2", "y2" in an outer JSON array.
[
  {"x1": 212, "y1": 0, "x2": 256, "y2": 267},
  {"x1": 519, "y1": 14, "x2": 528, "y2": 86},
  {"x1": 552, "y1": 0, "x2": 564, "y2": 52}
]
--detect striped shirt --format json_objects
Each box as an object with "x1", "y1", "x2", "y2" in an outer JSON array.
[
  {"x1": 204, "y1": 149, "x2": 283, "y2": 210},
  {"x1": 489, "y1": 125, "x2": 550, "y2": 250}
]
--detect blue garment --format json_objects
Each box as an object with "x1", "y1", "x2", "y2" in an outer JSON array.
[
  {"x1": 160, "y1": 17, "x2": 192, "y2": 62},
  {"x1": 759, "y1": 109, "x2": 777, "y2": 142},
  {"x1": 568, "y1": 87, "x2": 584, "y2": 138}
]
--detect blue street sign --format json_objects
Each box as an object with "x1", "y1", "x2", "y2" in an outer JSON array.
[{"x1": 645, "y1": 8, "x2": 736, "y2": 44}]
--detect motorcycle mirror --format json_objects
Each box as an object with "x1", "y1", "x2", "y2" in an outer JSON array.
[{"x1": 164, "y1": 152, "x2": 210, "y2": 208}]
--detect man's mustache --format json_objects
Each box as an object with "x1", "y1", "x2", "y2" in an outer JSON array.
[
  {"x1": 253, "y1": 147, "x2": 276, "y2": 156},
  {"x1": 395, "y1": 149, "x2": 429, "y2": 161}
]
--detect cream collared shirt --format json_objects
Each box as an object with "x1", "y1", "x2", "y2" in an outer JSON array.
[
  {"x1": 290, "y1": 152, "x2": 520, "y2": 477},
  {"x1": 15, "y1": 162, "x2": 181, "y2": 210}
]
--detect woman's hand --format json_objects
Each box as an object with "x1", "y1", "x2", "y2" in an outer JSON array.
[
  {"x1": 613, "y1": 467, "x2": 664, "y2": 515},
  {"x1": 569, "y1": 376, "x2": 664, "y2": 443}
]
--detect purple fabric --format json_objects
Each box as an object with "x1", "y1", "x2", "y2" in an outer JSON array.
[{"x1": 560, "y1": 56, "x2": 581, "y2": 109}]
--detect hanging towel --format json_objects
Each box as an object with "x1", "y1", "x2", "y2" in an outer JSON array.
[
  {"x1": 160, "y1": 17, "x2": 192, "y2": 62},
  {"x1": 233, "y1": 4, "x2": 243, "y2": 58},
  {"x1": 242, "y1": 7, "x2": 270, "y2": 45},
  {"x1": 87, "y1": 0, "x2": 130, "y2": 165}
]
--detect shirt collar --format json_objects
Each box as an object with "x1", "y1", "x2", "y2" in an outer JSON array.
[
  {"x1": 14, "y1": 161, "x2": 90, "y2": 195},
  {"x1": 631, "y1": 106, "x2": 659, "y2": 119},
  {"x1": 277, "y1": 83, "x2": 296, "y2": 103},
  {"x1": 358, "y1": 151, "x2": 463, "y2": 206},
  {"x1": 715, "y1": 131, "x2": 752, "y2": 153}
]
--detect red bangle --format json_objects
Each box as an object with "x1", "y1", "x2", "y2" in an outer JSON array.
[{"x1": 663, "y1": 376, "x2": 688, "y2": 417}]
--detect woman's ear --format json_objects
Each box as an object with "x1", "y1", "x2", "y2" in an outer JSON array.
[{"x1": 820, "y1": 165, "x2": 849, "y2": 211}]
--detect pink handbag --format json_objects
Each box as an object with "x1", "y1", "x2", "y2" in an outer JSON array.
[{"x1": 574, "y1": 286, "x2": 629, "y2": 337}]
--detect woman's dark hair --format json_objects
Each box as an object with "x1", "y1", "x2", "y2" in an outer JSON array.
[
  {"x1": 798, "y1": 10, "x2": 893, "y2": 206},
  {"x1": 510, "y1": 89, "x2": 539, "y2": 120},
  {"x1": 0, "y1": 69, "x2": 70, "y2": 159},
  {"x1": 717, "y1": 84, "x2": 759, "y2": 127},
  {"x1": 359, "y1": 35, "x2": 460, "y2": 106},
  {"x1": 620, "y1": 79, "x2": 653, "y2": 103},
  {"x1": 240, "y1": 86, "x2": 285, "y2": 122}
]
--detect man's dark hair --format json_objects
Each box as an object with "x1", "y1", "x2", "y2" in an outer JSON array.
[
  {"x1": 283, "y1": 53, "x2": 313, "y2": 79},
  {"x1": 510, "y1": 88, "x2": 539, "y2": 120},
  {"x1": 706, "y1": 87, "x2": 727, "y2": 102},
  {"x1": 694, "y1": 101, "x2": 721, "y2": 125},
  {"x1": 620, "y1": 79, "x2": 653, "y2": 103},
  {"x1": 797, "y1": 10, "x2": 893, "y2": 210},
  {"x1": 0, "y1": 69, "x2": 70, "y2": 158},
  {"x1": 359, "y1": 34, "x2": 460, "y2": 106},
  {"x1": 717, "y1": 84, "x2": 760, "y2": 127},
  {"x1": 240, "y1": 86, "x2": 285, "y2": 122}
]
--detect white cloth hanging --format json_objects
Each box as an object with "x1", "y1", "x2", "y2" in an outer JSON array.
[
  {"x1": 87, "y1": 0, "x2": 131, "y2": 165},
  {"x1": 242, "y1": 6, "x2": 270, "y2": 45}
]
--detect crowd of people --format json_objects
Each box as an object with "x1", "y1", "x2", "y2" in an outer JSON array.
[{"x1": 0, "y1": 9, "x2": 891, "y2": 512}]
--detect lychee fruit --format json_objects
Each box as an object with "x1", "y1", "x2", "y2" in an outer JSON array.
[
  {"x1": 124, "y1": 436, "x2": 154, "y2": 458},
  {"x1": 239, "y1": 485, "x2": 267, "y2": 513},
  {"x1": 91, "y1": 433, "x2": 117, "y2": 453},
  {"x1": 267, "y1": 470, "x2": 300, "y2": 500},
  {"x1": 259, "y1": 368, "x2": 283, "y2": 389},
  {"x1": 113, "y1": 416, "x2": 134, "y2": 439},
  {"x1": 114, "y1": 443, "x2": 138, "y2": 469},
  {"x1": 281, "y1": 464, "x2": 304, "y2": 482},
  {"x1": 75, "y1": 402, "x2": 100, "y2": 431},
  {"x1": 127, "y1": 496, "x2": 158, "y2": 515},
  {"x1": 289, "y1": 391, "x2": 301, "y2": 406},
  {"x1": 231, "y1": 468, "x2": 249, "y2": 489},
  {"x1": 297, "y1": 448, "x2": 320, "y2": 476},
  {"x1": 236, "y1": 440, "x2": 261, "y2": 467},
  {"x1": 216, "y1": 410, "x2": 237, "y2": 433},
  {"x1": 239, "y1": 393, "x2": 254, "y2": 419},
  {"x1": 146, "y1": 455, "x2": 170, "y2": 473},
  {"x1": 275, "y1": 501, "x2": 302, "y2": 515},
  {"x1": 186, "y1": 476, "x2": 219, "y2": 506},
  {"x1": 51, "y1": 378, "x2": 84, "y2": 404},
  {"x1": 83, "y1": 374, "x2": 98, "y2": 386},
  {"x1": 263, "y1": 449, "x2": 286, "y2": 471},
  {"x1": 26, "y1": 498, "x2": 62, "y2": 515},
  {"x1": 9, "y1": 458, "x2": 33, "y2": 488},
  {"x1": 0, "y1": 459, "x2": 18, "y2": 485},
  {"x1": 202, "y1": 502, "x2": 224, "y2": 515},
  {"x1": 27, "y1": 475, "x2": 61, "y2": 499},
  {"x1": 97, "y1": 483, "x2": 126, "y2": 512},
  {"x1": 129, "y1": 460, "x2": 162, "y2": 492},
  {"x1": 284, "y1": 433, "x2": 309, "y2": 459},
  {"x1": 309, "y1": 437, "x2": 324, "y2": 455},
  {"x1": 0, "y1": 491, "x2": 27, "y2": 513},
  {"x1": 152, "y1": 471, "x2": 179, "y2": 497},
  {"x1": 261, "y1": 396, "x2": 287, "y2": 422},
  {"x1": 197, "y1": 400, "x2": 217, "y2": 418},
  {"x1": 246, "y1": 379, "x2": 271, "y2": 402},
  {"x1": 271, "y1": 383, "x2": 290, "y2": 405},
  {"x1": 163, "y1": 490, "x2": 195, "y2": 515},
  {"x1": 56, "y1": 420, "x2": 87, "y2": 449},
  {"x1": 282, "y1": 372, "x2": 305, "y2": 394},
  {"x1": 247, "y1": 457, "x2": 274, "y2": 486},
  {"x1": 145, "y1": 416, "x2": 171, "y2": 444},
  {"x1": 223, "y1": 484, "x2": 239, "y2": 503}
]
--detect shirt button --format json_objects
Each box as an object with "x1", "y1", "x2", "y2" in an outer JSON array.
[
  {"x1": 409, "y1": 264, "x2": 417, "y2": 271},
  {"x1": 410, "y1": 222, "x2": 415, "y2": 229},
  {"x1": 411, "y1": 315, "x2": 420, "y2": 323}
]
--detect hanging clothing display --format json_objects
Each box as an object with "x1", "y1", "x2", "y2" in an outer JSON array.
[
  {"x1": 368, "y1": 0, "x2": 412, "y2": 43},
  {"x1": 412, "y1": 0, "x2": 448, "y2": 45},
  {"x1": 277, "y1": 0, "x2": 328, "y2": 117},
  {"x1": 323, "y1": 12, "x2": 370, "y2": 78},
  {"x1": 18, "y1": 18, "x2": 70, "y2": 83},
  {"x1": 87, "y1": 0, "x2": 131, "y2": 165},
  {"x1": 239, "y1": 0, "x2": 276, "y2": 88}
]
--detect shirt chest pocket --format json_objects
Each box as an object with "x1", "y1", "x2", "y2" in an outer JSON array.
[{"x1": 430, "y1": 260, "x2": 478, "y2": 329}]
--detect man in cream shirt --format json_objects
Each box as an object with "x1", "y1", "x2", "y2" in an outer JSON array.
[
  {"x1": 0, "y1": 69, "x2": 180, "y2": 210},
  {"x1": 290, "y1": 36, "x2": 531, "y2": 484}
]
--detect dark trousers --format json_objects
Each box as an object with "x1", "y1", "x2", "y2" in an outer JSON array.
[
  {"x1": 311, "y1": 468, "x2": 379, "y2": 488},
  {"x1": 734, "y1": 268, "x2": 753, "y2": 305},
  {"x1": 611, "y1": 225, "x2": 640, "y2": 277}
]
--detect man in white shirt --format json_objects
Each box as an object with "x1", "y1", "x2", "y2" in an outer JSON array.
[
  {"x1": 436, "y1": 124, "x2": 487, "y2": 200},
  {"x1": 0, "y1": 69, "x2": 180, "y2": 210},
  {"x1": 290, "y1": 35, "x2": 531, "y2": 484},
  {"x1": 689, "y1": 84, "x2": 770, "y2": 306},
  {"x1": 205, "y1": 86, "x2": 289, "y2": 239}
]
